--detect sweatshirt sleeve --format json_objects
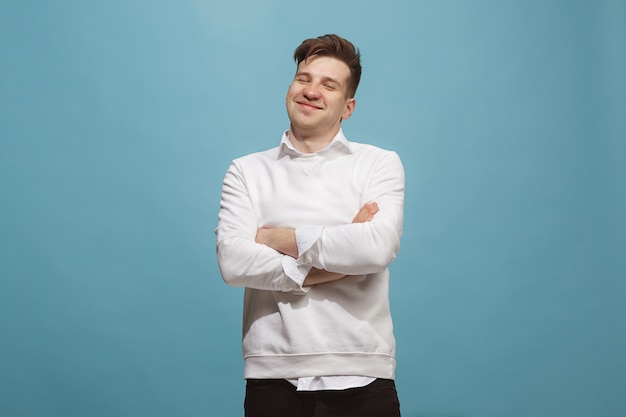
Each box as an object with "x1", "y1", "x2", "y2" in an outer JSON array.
[
  {"x1": 215, "y1": 161, "x2": 307, "y2": 293},
  {"x1": 297, "y1": 151, "x2": 405, "y2": 275}
]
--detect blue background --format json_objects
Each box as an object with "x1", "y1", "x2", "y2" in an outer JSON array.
[{"x1": 1, "y1": 1, "x2": 624, "y2": 416}]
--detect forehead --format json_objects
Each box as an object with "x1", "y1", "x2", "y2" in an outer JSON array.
[{"x1": 296, "y1": 56, "x2": 351, "y2": 84}]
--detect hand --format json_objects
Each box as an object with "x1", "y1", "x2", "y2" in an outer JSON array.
[
  {"x1": 303, "y1": 201, "x2": 379, "y2": 286},
  {"x1": 352, "y1": 202, "x2": 379, "y2": 223}
]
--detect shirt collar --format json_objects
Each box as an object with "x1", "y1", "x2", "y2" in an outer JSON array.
[{"x1": 279, "y1": 129, "x2": 352, "y2": 158}]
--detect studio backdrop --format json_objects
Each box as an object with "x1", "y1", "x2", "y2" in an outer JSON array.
[{"x1": 1, "y1": 1, "x2": 624, "y2": 416}]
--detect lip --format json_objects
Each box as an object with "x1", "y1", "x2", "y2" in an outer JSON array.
[{"x1": 296, "y1": 101, "x2": 322, "y2": 110}]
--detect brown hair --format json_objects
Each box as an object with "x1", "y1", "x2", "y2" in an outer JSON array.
[{"x1": 293, "y1": 34, "x2": 362, "y2": 98}]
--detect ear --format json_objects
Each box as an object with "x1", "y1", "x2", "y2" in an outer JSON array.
[{"x1": 341, "y1": 98, "x2": 356, "y2": 121}]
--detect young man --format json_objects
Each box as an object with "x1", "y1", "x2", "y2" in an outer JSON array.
[{"x1": 216, "y1": 34, "x2": 405, "y2": 417}]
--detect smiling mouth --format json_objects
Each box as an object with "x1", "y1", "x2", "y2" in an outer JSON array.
[{"x1": 297, "y1": 101, "x2": 322, "y2": 110}]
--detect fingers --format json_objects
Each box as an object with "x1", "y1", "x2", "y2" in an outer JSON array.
[{"x1": 352, "y1": 202, "x2": 379, "y2": 223}]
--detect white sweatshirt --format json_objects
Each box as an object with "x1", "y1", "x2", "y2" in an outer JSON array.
[{"x1": 216, "y1": 130, "x2": 405, "y2": 380}]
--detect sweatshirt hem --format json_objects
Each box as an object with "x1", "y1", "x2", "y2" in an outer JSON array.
[{"x1": 243, "y1": 352, "x2": 396, "y2": 380}]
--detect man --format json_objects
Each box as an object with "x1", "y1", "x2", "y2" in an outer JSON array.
[{"x1": 216, "y1": 34, "x2": 405, "y2": 417}]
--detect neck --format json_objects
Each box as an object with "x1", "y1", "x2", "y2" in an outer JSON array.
[{"x1": 288, "y1": 126, "x2": 340, "y2": 153}]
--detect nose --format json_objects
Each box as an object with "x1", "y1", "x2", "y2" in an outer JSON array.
[{"x1": 302, "y1": 82, "x2": 322, "y2": 100}]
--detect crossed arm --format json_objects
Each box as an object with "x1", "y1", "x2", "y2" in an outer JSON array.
[
  {"x1": 255, "y1": 202, "x2": 379, "y2": 286},
  {"x1": 217, "y1": 151, "x2": 404, "y2": 291}
]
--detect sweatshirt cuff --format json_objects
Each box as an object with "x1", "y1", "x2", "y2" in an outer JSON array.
[{"x1": 282, "y1": 256, "x2": 312, "y2": 294}]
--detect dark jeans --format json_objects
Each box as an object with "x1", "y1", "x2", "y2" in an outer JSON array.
[{"x1": 244, "y1": 378, "x2": 401, "y2": 417}]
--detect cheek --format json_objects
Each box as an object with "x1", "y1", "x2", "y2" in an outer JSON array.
[{"x1": 286, "y1": 85, "x2": 299, "y2": 99}]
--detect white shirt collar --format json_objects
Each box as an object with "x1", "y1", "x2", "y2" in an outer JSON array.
[{"x1": 279, "y1": 129, "x2": 352, "y2": 158}]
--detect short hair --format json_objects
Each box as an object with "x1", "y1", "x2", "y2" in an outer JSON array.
[{"x1": 293, "y1": 34, "x2": 362, "y2": 98}]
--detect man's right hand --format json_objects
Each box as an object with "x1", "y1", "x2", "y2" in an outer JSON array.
[
  {"x1": 303, "y1": 202, "x2": 378, "y2": 286},
  {"x1": 352, "y1": 202, "x2": 379, "y2": 223}
]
